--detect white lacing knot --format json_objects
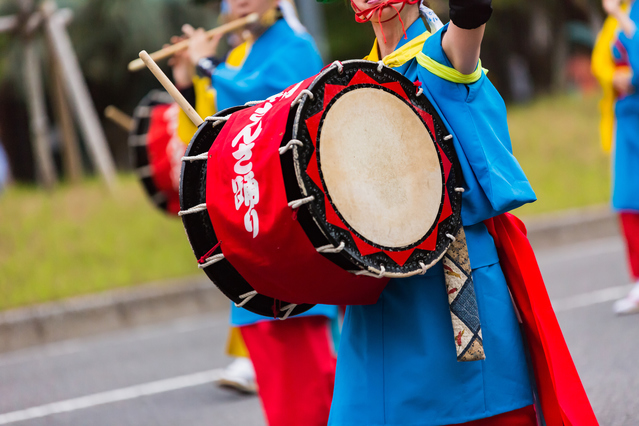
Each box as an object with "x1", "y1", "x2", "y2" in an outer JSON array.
[
  {"x1": 288, "y1": 195, "x2": 315, "y2": 210},
  {"x1": 245, "y1": 100, "x2": 263, "y2": 106},
  {"x1": 205, "y1": 115, "x2": 230, "y2": 128},
  {"x1": 331, "y1": 60, "x2": 344, "y2": 74},
  {"x1": 279, "y1": 303, "x2": 297, "y2": 320},
  {"x1": 446, "y1": 233, "x2": 456, "y2": 242},
  {"x1": 455, "y1": 187, "x2": 465, "y2": 193},
  {"x1": 444, "y1": 134, "x2": 453, "y2": 141},
  {"x1": 419, "y1": 261, "x2": 428, "y2": 275},
  {"x1": 178, "y1": 203, "x2": 207, "y2": 216},
  {"x1": 198, "y1": 254, "x2": 225, "y2": 269},
  {"x1": 137, "y1": 165, "x2": 152, "y2": 178},
  {"x1": 235, "y1": 290, "x2": 258, "y2": 308},
  {"x1": 316, "y1": 241, "x2": 346, "y2": 254},
  {"x1": 279, "y1": 139, "x2": 304, "y2": 155},
  {"x1": 377, "y1": 61, "x2": 384, "y2": 73},
  {"x1": 354, "y1": 264, "x2": 386, "y2": 279},
  {"x1": 416, "y1": 87, "x2": 424, "y2": 97},
  {"x1": 182, "y1": 152, "x2": 208, "y2": 162},
  {"x1": 292, "y1": 89, "x2": 314, "y2": 107}
]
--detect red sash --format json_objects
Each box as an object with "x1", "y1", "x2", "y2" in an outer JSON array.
[{"x1": 484, "y1": 213, "x2": 599, "y2": 426}]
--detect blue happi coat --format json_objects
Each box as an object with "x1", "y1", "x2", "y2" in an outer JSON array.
[
  {"x1": 612, "y1": 1, "x2": 639, "y2": 212},
  {"x1": 329, "y1": 20, "x2": 537, "y2": 425}
]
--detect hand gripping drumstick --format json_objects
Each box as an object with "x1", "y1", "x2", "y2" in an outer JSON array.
[
  {"x1": 128, "y1": 13, "x2": 259, "y2": 72},
  {"x1": 138, "y1": 50, "x2": 204, "y2": 127}
]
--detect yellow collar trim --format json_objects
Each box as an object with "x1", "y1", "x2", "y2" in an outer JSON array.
[
  {"x1": 365, "y1": 32, "x2": 431, "y2": 67},
  {"x1": 365, "y1": 31, "x2": 486, "y2": 84}
]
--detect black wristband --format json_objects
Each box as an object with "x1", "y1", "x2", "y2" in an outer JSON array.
[
  {"x1": 449, "y1": 0, "x2": 493, "y2": 30},
  {"x1": 196, "y1": 56, "x2": 222, "y2": 78}
]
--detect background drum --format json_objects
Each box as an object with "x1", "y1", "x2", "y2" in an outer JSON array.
[
  {"x1": 130, "y1": 90, "x2": 186, "y2": 214},
  {"x1": 180, "y1": 60, "x2": 463, "y2": 318}
]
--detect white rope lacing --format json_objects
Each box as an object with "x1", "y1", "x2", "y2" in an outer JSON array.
[
  {"x1": 377, "y1": 61, "x2": 384, "y2": 73},
  {"x1": 455, "y1": 187, "x2": 465, "y2": 193},
  {"x1": 245, "y1": 100, "x2": 263, "y2": 106},
  {"x1": 137, "y1": 165, "x2": 152, "y2": 178},
  {"x1": 205, "y1": 115, "x2": 230, "y2": 128},
  {"x1": 279, "y1": 303, "x2": 297, "y2": 320},
  {"x1": 181, "y1": 152, "x2": 208, "y2": 162},
  {"x1": 316, "y1": 241, "x2": 346, "y2": 254},
  {"x1": 446, "y1": 233, "x2": 456, "y2": 242},
  {"x1": 129, "y1": 135, "x2": 147, "y2": 147},
  {"x1": 331, "y1": 60, "x2": 344, "y2": 74},
  {"x1": 354, "y1": 264, "x2": 386, "y2": 279},
  {"x1": 279, "y1": 139, "x2": 304, "y2": 155},
  {"x1": 178, "y1": 203, "x2": 207, "y2": 216},
  {"x1": 198, "y1": 254, "x2": 225, "y2": 269},
  {"x1": 444, "y1": 134, "x2": 453, "y2": 141},
  {"x1": 291, "y1": 89, "x2": 314, "y2": 107},
  {"x1": 419, "y1": 261, "x2": 428, "y2": 275},
  {"x1": 288, "y1": 195, "x2": 314, "y2": 210},
  {"x1": 152, "y1": 192, "x2": 167, "y2": 204},
  {"x1": 235, "y1": 290, "x2": 258, "y2": 308},
  {"x1": 416, "y1": 87, "x2": 424, "y2": 97}
]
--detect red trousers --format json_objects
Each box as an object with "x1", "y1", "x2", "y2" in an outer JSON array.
[
  {"x1": 454, "y1": 405, "x2": 537, "y2": 426},
  {"x1": 621, "y1": 212, "x2": 639, "y2": 280},
  {"x1": 240, "y1": 316, "x2": 336, "y2": 426}
]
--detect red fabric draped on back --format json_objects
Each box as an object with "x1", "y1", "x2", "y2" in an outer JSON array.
[{"x1": 484, "y1": 213, "x2": 599, "y2": 426}]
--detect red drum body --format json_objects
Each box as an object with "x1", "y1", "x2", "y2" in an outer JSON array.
[
  {"x1": 130, "y1": 90, "x2": 186, "y2": 215},
  {"x1": 180, "y1": 61, "x2": 462, "y2": 318}
]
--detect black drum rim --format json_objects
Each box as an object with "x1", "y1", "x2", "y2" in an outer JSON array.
[
  {"x1": 129, "y1": 90, "x2": 175, "y2": 213},
  {"x1": 287, "y1": 60, "x2": 464, "y2": 277},
  {"x1": 180, "y1": 106, "x2": 316, "y2": 319}
]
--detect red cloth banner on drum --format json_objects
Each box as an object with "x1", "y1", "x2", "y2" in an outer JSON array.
[
  {"x1": 205, "y1": 76, "x2": 386, "y2": 305},
  {"x1": 130, "y1": 90, "x2": 186, "y2": 215},
  {"x1": 180, "y1": 61, "x2": 470, "y2": 335}
]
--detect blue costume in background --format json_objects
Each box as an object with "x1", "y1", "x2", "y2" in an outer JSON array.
[
  {"x1": 612, "y1": 2, "x2": 639, "y2": 212},
  {"x1": 329, "y1": 20, "x2": 537, "y2": 426},
  {"x1": 205, "y1": 19, "x2": 338, "y2": 327}
]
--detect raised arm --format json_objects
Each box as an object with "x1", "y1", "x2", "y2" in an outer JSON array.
[
  {"x1": 441, "y1": 0, "x2": 492, "y2": 75},
  {"x1": 603, "y1": 0, "x2": 636, "y2": 38}
]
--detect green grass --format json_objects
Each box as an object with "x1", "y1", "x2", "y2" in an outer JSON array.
[
  {"x1": 509, "y1": 93, "x2": 610, "y2": 216},
  {"x1": 0, "y1": 175, "x2": 197, "y2": 311},
  {"x1": 0, "y1": 94, "x2": 611, "y2": 310}
]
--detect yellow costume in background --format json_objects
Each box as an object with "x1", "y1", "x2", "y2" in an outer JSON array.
[{"x1": 592, "y1": 4, "x2": 629, "y2": 153}]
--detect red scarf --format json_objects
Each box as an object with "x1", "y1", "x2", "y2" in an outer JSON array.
[
  {"x1": 351, "y1": 0, "x2": 419, "y2": 43},
  {"x1": 485, "y1": 213, "x2": 599, "y2": 425}
]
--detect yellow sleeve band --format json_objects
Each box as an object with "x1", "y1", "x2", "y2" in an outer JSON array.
[{"x1": 415, "y1": 52, "x2": 485, "y2": 84}]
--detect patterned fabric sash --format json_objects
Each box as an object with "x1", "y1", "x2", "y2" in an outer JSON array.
[
  {"x1": 443, "y1": 228, "x2": 485, "y2": 362},
  {"x1": 366, "y1": 32, "x2": 486, "y2": 362}
]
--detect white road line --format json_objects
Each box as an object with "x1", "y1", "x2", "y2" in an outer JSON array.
[
  {"x1": 552, "y1": 284, "x2": 634, "y2": 313},
  {"x1": 536, "y1": 236, "x2": 624, "y2": 266},
  {"x1": 0, "y1": 313, "x2": 225, "y2": 369},
  {"x1": 0, "y1": 369, "x2": 223, "y2": 425}
]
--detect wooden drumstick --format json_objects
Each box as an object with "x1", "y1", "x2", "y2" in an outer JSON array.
[
  {"x1": 127, "y1": 13, "x2": 259, "y2": 72},
  {"x1": 138, "y1": 50, "x2": 204, "y2": 127},
  {"x1": 104, "y1": 105, "x2": 134, "y2": 132}
]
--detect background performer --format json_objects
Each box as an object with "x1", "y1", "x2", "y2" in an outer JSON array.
[
  {"x1": 171, "y1": 0, "x2": 338, "y2": 424},
  {"x1": 596, "y1": 0, "x2": 639, "y2": 315}
]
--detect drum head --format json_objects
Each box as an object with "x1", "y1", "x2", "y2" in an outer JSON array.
[
  {"x1": 180, "y1": 107, "x2": 315, "y2": 319},
  {"x1": 288, "y1": 60, "x2": 463, "y2": 277},
  {"x1": 130, "y1": 90, "x2": 179, "y2": 214}
]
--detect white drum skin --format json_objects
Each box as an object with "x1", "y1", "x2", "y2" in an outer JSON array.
[{"x1": 319, "y1": 88, "x2": 443, "y2": 249}]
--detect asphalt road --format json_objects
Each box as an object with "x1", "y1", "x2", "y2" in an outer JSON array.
[{"x1": 0, "y1": 235, "x2": 637, "y2": 426}]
